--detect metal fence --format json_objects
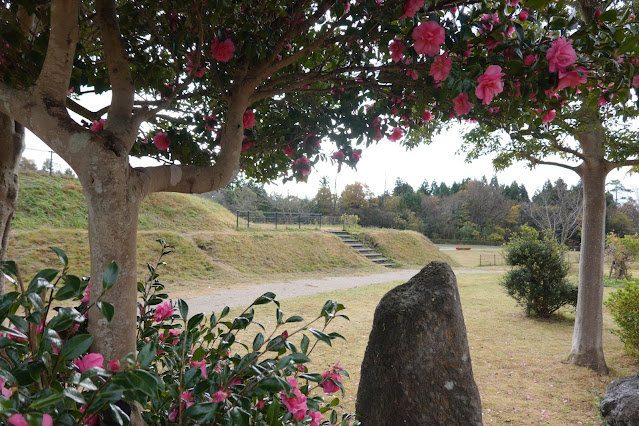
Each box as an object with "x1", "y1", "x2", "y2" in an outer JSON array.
[
  {"x1": 236, "y1": 211, "x2": 346, "y2": 229},
  {"x1": 479, "y1": 251, "x2": 580, "y2": 266}
]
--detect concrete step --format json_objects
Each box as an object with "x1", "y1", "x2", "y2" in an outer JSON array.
[
  {"x1": 379, "y1": 263, "x2": 395, "y2": 267},
  {"x1": 371, "y1": 258, "x2": 390, "y2": 262},
  {"x1": 363, "y1": 253, "x2": 383, "y2": 257},
  {"x1": 357, "y1": 248, "x2": 374, "y2": 253},
  {"x1": 340, "y1": 239, "x2": 359, "y2": 243},
  {"x1": 347, "y1": 243, "x2": 364, "y2": 248},
  {"x1": 326, "y1": 230, "x2": 349, "y2": 234}
]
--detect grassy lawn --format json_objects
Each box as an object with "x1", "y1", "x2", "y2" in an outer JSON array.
[{"x1": 231, "y1": 271, "x2": 638, "y2": 425}]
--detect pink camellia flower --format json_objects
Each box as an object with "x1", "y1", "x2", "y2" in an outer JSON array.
[
  {"x1": 411, "y1": 21, "x2": 445, "y2": 57},
  {"x1": 523, "y1": 54, "x2": 536, "y2": 66},
  {"x1": 422, "y1": 110, "x2": 433, "y2": 121},
  {"x1": 332, "y1": 151, "x2": 345, "y2": 161},
  {"x1": 74, "y1": 353, "x2": 104, "y2": 373},
  {"x1": 241, "y1": 141, "x2": 253, "y2": 152},
  {"x1": 632, "y1": 75, "x2": 639, "y2": 88},
  {"x1": 389, "y1": 39, "x2": 405, "y2": 63},
  {"x1": 243, "y1": 110, "x2": 256, "y2": 129},
  {"x1": 320, "y1": 370, "x2": 343, "y2": 394},
  {"x1": 7, "y1": 414, "x2": 28, "y2": 426},
  {"x1": 42, "y1": 414, "x2": 53, "y2": 426},
  {"x1": 546, "y1": 37, "x2": 576, "y2": 73},
  {"x1": 0, "y1": 377, "x2": 12, "y2": 398},
  {"x1": 556, "y1": 66, "x2": 588, "y2": 91},
  {"x1": 168, "y1": 409, "x2": 179, "y2": 422},
  {"x1": 153, "y1": 132, "x2": 171, "y2": 151},
  {"x1": 452, "y1": 92, "x2": 473, "y2": 116},
  {"x1": 352, "y1": 149, "x2": 362, "y2": 162},
  {"x1": 475, "y1": 65, "x2": 505, "y2": 105},
  {"x1": 257, "y1": 400, "x2": 265, "y2": 409},
  {"x1": 309, "y1": 410, "x2": 322, "y2": 426},
  {"x1": 542, "y1": 109, "x2": 556, "y2": 124},
  {"x1": 594, "y1": 9, "x2": 602, "y2": 19},
  {"x1": 90, "y1": 119, "x2": 105, "y2": 132},
  {"x1": 186, "y1": 53, "x2": 206, "y2": 78},
  {"x1": 597, "y1": 96, "x2": 607, "y2": 107},
  {"x1": 108, "y1": 359, "x2": 120, "y2": 372},
  {"x1": 212, "y1": 389, "x2": 230, "y2": 403},
  {"x1": 402, "y1": 0, "x2": 424, "y2": 18},
  {"x1": 154, "y1": 302, "x2": 175, "y2": 322},
  {"x1": 389, "y1": 127, "x2": 404, "y2": 142},
  {"x1": 191, "y1": 359, "x2": 207, "y2": 378},
  {"x1": 429, "y1": 53, "x2": 452, "y2": 82},
  {"x1": 81, "y1": 284, "x2": 90, "y2": 304},
  {"x1": 283, "y1": 146, "x2": 295, "y2": 156},
  {"x1": 159, "y1": 328, "x2": 181, "y2": 344},
  {"x1": 406, "y1": 69, "x2": 418, "y2": 80},
  {"x1": 280, "y1": 378, "x2": 307, "y2": 421},
  {"x1": 211, "y1": 37, "x2": 235, "y2": 62},
  {"x1": 518, "y1": 10, "x2": 528, "y2": 21}
]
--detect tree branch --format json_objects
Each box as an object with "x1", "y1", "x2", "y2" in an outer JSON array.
[
  {"x1": 65, "y1": 98, "x2": 110, "y2": 122},
  {"x1": 34, "y1": 0, "x2": 79, "y2": 103},
  {"x1": 95, "y1": 0, "x2": 135, "y2": 137},
  {"x1": 525, "y1": 155, "x2": 579, "y2": 172}
]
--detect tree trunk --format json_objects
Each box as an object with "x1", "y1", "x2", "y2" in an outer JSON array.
[
  {"x1": 0, "y1": 114, "x2": 25, "y2": 296},
  {"x1": 78, "y1": 155, "x2": 143, "y2": 362},
  {"x1": 568, "y1": 159, "x2": 609, "y2": 374}
]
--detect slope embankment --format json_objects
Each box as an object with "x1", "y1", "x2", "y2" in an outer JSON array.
[{"x1": 7, "y1": 172, "x2": 452, "y2": 297}]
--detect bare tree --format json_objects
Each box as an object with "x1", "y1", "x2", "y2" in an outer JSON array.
[{"x1": 524, "y1": 179, "x2": 583, "y2": 246}]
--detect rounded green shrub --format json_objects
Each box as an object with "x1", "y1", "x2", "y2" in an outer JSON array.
[
  {"x1": 605, "y1": 281, "x2": 639, "y2": 358},
  {"x1": 501, "y1": 226, "x2": 578, "y2": 318}
]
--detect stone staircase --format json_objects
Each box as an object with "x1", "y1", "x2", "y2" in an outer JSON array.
[{"x1": 326, "y1": 229, "x2": 395, "y2": 268}]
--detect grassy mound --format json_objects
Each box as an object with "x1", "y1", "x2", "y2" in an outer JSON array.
[
  {"x1": 13, "y1": 172, "x2": 237, "y2": 232},
  {"x1": 352, "y1": 228, "x2": 456, "y2": 268}
]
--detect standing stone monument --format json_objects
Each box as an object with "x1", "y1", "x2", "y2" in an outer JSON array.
[{"x1": 356, "y1": 261, "x2": 482, "y2": 425}]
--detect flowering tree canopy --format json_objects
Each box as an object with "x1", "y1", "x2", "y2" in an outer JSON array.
[{"x1": 0, "y1": 0, "x2": 637, "y2": 363}]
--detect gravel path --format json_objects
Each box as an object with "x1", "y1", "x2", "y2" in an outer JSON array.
[{"x1": 185, "y1": 268, "x2": 504, "y2": 315}]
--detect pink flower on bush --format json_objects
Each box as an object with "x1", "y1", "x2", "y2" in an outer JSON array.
[
  {"x1": 192, "y1": 359, "x2": 207, "y2": 378},
  {"x1": 241, "y1": 141, "x2": 253, "y2": 152},
  {"x1": 74, "y1": 353, "x2": 104, "y2": 373},
  {"x1": 351, "y1": 149, "x2": 362, "y2": 162},
  {"x1": 243, "y1": 110, "x2": 256, "y2": 129},
  {"x1": 212, "y1": 389, "x2": 230, "y2": 403},
  {"x1": 429, "y1": 53, "x2": 452, "y2": 82},
  {"x1": 475, "y1": 65, "x2": 505, "y2": 105},
  {"x1": 90, "y1": 119, "x2": 105, "y2": 132},
  {"x1": 542, "y1": 109, "x2": 556, "y2": 124},
  {"x1": 546, "y1": 37, "x2": 576, "y2": 73},
  {"x1": 320, "y1": 370, "x2": 343, "y2": 393},
  {"x1": 423, "y1": 110, "x2": 433, "y2": 121},
  {"x1": 211, "y1": 37, "x2": 235, "y2": 62},
  {"x1": 153, "y1": 132, "x2": 171, "y2": 151},
  {"x1": 412, "y1": 21, "x2": 445, "y2": 57},
  {"x1": 403, "y1": 0, "x2": 424, "y2": 18},
  {"x1": 7, "y1": 414, "x2": 28, "y2": 426},
  {"x1": 556, "y1": 67, "x2": 588, "y2": 91},
  {"x1": 309, "y1": 410, "x2": 322, "y2": 426},
  {"x1": 280, "y1": 378, "x2": 307, "y2": 421},
  {"x1": 42, "y1": 414, "x2": 53, "y2": 426},
  {"x1": 332, "y1": 151, "x2": 345, "y2": 161},
  {"x1": 186, "y1": 53, "x2": 206, "y2": 78},
  {"x1": 389, "y1": 127, "x2": 404, "y2": 142},
  {"x1": 160, "y1": 328, "x2": 180, "y2": 344},
  {"x1": 631, "y1": 75, "x2": 639, "y2": 88},
  {"x1": 452, "y1": 93, "x2": 473, "y2": 116},
  {"x1": 518, "y1": 10, "x2": 529, "y2": 21},
  {"x1": 153, "y1": 301, "x2": 175, "y2": 322},
  {"x1": 283, "y1": 146, "x2": 295, "y2": 156},
  {"x1": 81, "y1": 284, "x2": 90, "y2": 304},
  {"x1": 389, "y1": 39, "x2": 405, "y2": 63},
  {"x1": 0, "y1": 377, "x2": 11, "y2": 398},
  {"x1": 523, "y1": 54, "x2": 536, "y2": 66}
]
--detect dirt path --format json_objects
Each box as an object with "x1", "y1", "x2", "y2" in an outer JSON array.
[{"x1": 185, "y1": 268, "x2": 504, "y2": 315}]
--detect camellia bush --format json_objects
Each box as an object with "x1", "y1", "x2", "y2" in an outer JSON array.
[
  {"x1": 501, "y1": 226, "x2": 578, "y2": 318},
  {"x1": 0, "y1": 242, "x2": 358, "y2": 425}
]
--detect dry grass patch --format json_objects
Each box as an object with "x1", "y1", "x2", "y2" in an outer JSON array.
[{"x1": 226, "y1": 272, "x2": 637, "y2": 424}]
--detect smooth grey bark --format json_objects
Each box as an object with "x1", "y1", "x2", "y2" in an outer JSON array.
[
  {"x1": 0, "y1": 114, "x2": 25, "y2": 297},
  {"x1": 569, "y1": 156, "x2": 609, "y2": 374}
]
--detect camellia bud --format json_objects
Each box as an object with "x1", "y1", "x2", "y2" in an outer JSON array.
[
  {"x1": 518, "y1": 10, "x2": 529, "y2": 22},
  {"x1": 281, "y1": 330, "x2": 289, "y2": 340},
  {"x1": 108, "y1": 359, "x2": 121, "y2": 372}
]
